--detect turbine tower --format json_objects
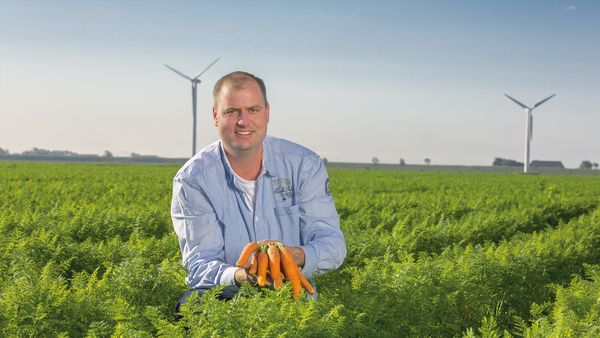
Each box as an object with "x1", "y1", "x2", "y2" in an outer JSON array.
[
  {"x1": 504, "y1": 93, "x2": 556, "y2": 173},
  {"x1": 165, "y1": 58, "x2": 220, "y2": 157}
]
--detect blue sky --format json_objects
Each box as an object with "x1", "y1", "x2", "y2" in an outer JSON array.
[{"x1": 1, "y1": 0, "x2": 598, "y2": 167}]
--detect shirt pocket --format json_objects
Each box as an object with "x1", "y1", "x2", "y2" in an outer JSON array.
[{"x1": 273, "y1": 204, "x2": 300, "y2": 245}]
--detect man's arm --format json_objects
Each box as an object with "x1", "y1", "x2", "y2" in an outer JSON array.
[
  {"x1": 171, "y1": 174, "x2": 238, "y2": 288},
  {"x1": 297, "y1": 156, "x2": 346, "y2": 278}
]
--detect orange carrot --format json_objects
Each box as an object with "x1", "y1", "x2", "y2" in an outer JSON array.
[
  {"x1": 284, "y1": 246, "x2": 314, "y2": 294},
  {"x1": 267, "y1": 244, "x2": 283, "y2": 288},
  {"x1": 279, "y1": 246, "x2": 302, "y2": 299},
  {"x1": 248, "y1": 252, "x2": 258, "y2": 275},
  {"x1": 256, "y1": 247, "x2": 269, "y2": 287},
  {"x1": 236, "y1": 242, "x2": 259, "y2": 268},
  {"x1": 298, "y1": 272, "x2": 314, "y2": 295}
]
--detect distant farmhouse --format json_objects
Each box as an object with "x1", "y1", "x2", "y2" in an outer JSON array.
[{"x1": 530, "y1": 160, "x2": 564, "y2": 168}]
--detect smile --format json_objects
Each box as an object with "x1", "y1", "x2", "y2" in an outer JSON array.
[{"x1": 236, "y1": 131, "x2": 254, "y2": 135}]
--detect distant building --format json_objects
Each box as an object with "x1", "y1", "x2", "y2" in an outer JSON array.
[{"x1": 530, "y1": 160, "x2": 564, "y2": 168}]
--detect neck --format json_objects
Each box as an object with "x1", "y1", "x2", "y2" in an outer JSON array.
[{"x1": 224, "y1": 146, "x2": 263, "y2": 180}]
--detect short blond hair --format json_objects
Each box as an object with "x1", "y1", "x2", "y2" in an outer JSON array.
[{"x1": 213, "y1": 71, "x2": 268, "y2": 106}]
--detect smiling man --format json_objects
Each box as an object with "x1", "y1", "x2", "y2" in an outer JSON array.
[{"x1": 171, "y1": 71, "x2": 346, "y2": 307}]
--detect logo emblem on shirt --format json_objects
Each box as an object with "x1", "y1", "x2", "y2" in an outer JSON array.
[
  {"x1": 273, "y1": 178, "x2": 293, "y2": 203},
  {"x1": 325, "y1": 178, "x2": 330, "y2": 195}
]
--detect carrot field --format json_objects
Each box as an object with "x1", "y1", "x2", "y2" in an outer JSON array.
[{"x1": 1, "y1": 161, "x2": 598, "y2": 337}]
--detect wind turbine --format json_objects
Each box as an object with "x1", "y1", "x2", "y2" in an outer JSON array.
[
  {"x1": 165, "y1": 58, "x2": 220, "y2": 157},
  {"x1": 504, "y1": 93, "x2": 556, "y2": 173}
]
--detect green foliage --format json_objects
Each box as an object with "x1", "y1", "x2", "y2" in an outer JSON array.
[
  {"x1": 170, "y1": 284, "x2": 345, "y2": 337},
  {"x1": 1, "y1": 162, "x2": 599, "y2": 336},
  {"x1": 464, "y1": 264, "x2": 600, "y2": 337}
]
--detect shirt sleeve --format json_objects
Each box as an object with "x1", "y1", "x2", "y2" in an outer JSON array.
[
  {"x1": 297, "y1": 156, "x2": 347, "y2": 278},
  {"x1": 171, "y1": 174, "x2": 237, "y2": 288}
]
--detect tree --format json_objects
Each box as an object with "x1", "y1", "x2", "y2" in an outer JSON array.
[
  {"x1": 593, "y1": 163, "x2": 599, "y2": 169},
  {"x1": 493, "y1": 157, "x2": 523, "y2": 167},
  {"x1": 424, "y1": 158, "x2": 431, "y2": 165},
  {"x1": 579, "y1": 161, "x2": 593, "y2": 169},
  {"x1": 372, "y1": 157, "x2": 380, "y2": 164},
  {"x1": 399, "y1": 158, "x2": 406, "y2": 166},
  {"x1": 22, "y1": 148, "x2": 77, "y2": 156},
  {"x1": 0, "y1": 147, "x2": 9, "y2": 155},
  {"x1": 102, "y1": 150, "x2": 113, "y2": 158}
]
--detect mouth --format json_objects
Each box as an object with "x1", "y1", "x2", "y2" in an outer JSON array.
[{"x1": 235, "y1": 130, "x2": 254, "y2": 136}]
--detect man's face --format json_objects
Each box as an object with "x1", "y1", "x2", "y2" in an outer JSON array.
[{"x1": 213, "y1": 80, "x2": 269, "y2": 156}]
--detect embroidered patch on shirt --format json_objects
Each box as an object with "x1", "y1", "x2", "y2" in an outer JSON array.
[{"x1": 273, "y1": 178, "x2": 293, "y2": 203}]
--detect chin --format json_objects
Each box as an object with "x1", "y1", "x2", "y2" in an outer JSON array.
[{"x1": 229, "y1": 142, "x2": 254, "y2": 151}]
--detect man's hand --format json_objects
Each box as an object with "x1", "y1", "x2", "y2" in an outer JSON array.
[
  {"x1": 286, "y1": 246, "x2": 305, "y2": 268},
  {"x1": 234, "y1": 268, "x2": 256, "y2": 286}
]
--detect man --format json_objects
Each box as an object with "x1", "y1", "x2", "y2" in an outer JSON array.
[{"x1": 171, "y1": 71, "x2": 346, "y2": 304}]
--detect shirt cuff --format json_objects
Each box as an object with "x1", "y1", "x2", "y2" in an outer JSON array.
[
  {"x1": 220, "y1": 266, "x2": 239, "y2": 285},
  {"x1": 300, "y1": 245, "x2": 318, "y2": 278}
]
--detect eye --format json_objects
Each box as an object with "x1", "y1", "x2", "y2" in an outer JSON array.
[{"x1": 249, "y1": 107, "x2": 260, "y2": 113}]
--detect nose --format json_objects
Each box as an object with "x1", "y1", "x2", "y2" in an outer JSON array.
[{"x1": 236, "y1": 110, "x2": 249, "y2": 127}]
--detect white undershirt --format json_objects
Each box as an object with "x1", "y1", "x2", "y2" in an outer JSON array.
[{"x1": 233, "y1": 171, "x2": 257, "y2": 212}]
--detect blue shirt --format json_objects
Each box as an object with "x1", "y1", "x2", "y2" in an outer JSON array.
[{"x1": 171, "y1": 135, "x2": 346, "y2": 289}]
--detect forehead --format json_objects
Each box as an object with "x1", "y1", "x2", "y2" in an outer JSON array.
[{"x1": 216, "y1": 80, "x2": 265, "y2": 107}]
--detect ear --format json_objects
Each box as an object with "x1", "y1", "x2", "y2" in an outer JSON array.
[
  {"x1": 265, "y1": 104, "x2": 270, "y2": 124},
  {"x1": 212, "y1": 107, "x2": 218, "y2": 127}
]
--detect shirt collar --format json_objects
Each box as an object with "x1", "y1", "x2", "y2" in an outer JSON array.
[
  {"x1": 262, "y1": 136, "x2": 278, "y2": 177},
  {"x1": 218, "y1": 143, "x2": 235, "y2": 184}
]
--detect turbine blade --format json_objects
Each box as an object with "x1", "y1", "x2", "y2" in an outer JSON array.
[
  {"x1": 505, "y1": 94, "x2": 529, "y2": 109},
  {"x1": 165, "y1": 64, "x2": 192, "y2": 81},
  {"x1": 533, "y1": 94, "x2": 556, "y2": 109},
  {"x1": 194, "y1": 57, "x2": 220, "y2": 79}
]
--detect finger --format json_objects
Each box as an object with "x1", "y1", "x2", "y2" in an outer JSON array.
[{"x1": 246, "y1": 272, "x2": 258, "y2": 285}]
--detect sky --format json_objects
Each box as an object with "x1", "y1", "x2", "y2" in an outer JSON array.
[{"x1": 0, "y1": 0, "x2": 598, "y2": 168}]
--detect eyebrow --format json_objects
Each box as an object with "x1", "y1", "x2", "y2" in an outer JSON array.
[{"x1": 222, "y1": 105, "x2": 262, "y2": 113}]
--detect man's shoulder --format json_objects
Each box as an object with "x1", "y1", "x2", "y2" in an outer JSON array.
[
  {"x1": 265, "y1": 136, "x2": 324, "y2": 176},
  {"x1": 266, "y1": 135, "x2": 320, "y2": 160},
  {"x1": 175, "y1": 140, "x2": 222, "y2": 180}
]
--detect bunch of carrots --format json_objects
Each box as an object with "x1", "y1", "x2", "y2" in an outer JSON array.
[{"x1": 235, "y1": 241, "x2": 314, "y2": 299}]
